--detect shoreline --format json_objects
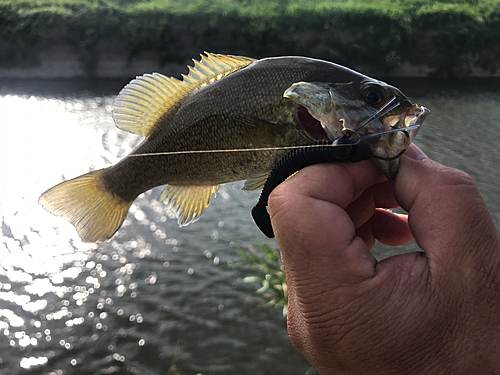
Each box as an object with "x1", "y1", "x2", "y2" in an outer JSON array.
[
  {"x1": 0, "y1": 45, "x2": 185, "y2": 80},
  {"x1": 1, "y1": 45, "x2": 499, "y2": 80},
  {"x1": 2, "y1": 54, "x2": 500, "y2": 80}
]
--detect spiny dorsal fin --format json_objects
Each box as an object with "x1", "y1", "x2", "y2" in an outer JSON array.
[
  {"x1": 159, "y1": 184, "x2": 220, "y2": 226},
  {"x1": 113, "y1": 73, "x2": 189, "y2": 137},
  {"x1": 113, "y1": 53, "x2": 256, "y2": 137},
  {"x1": 182, "y1": 53, "x2": 256, "y2": 87}
]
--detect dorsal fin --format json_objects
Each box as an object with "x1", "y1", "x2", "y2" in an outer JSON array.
[
  {"x1": 182, "y1": 53, "x2": 256, "y2": 87},
  {"x1": 113, "y1": 53, "x2": 256, "y2": 137}
]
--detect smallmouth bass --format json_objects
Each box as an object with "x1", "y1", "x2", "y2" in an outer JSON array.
[{"x1": 39, "y1": 53, "x2": 429, "y2": 243}]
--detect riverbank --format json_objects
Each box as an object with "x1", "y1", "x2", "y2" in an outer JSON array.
[
  {"x1": 0, "y1": 43, "x2": 438, "y2": 79},
  {"x1": 1, "y1": 0, "x2": 500, "y2": 79}
]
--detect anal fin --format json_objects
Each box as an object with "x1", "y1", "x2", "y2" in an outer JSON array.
[{"x1": 159, "y1": 185, "x2": 219, "y2": 226}]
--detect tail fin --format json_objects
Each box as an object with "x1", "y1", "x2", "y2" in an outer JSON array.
[{"x1": 38, "y1": 169, "x2": 133, "y2": 243}]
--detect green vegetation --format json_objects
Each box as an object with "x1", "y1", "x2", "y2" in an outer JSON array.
[
  {"x1": 1, "y1": 0, "x2": 499, "y2": 77},
  {"x1": 239, "y1": 244, "x2": 288, "y2": 316}
]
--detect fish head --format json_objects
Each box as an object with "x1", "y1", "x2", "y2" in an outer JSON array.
[{"x1": 284, "y1": 79, "x2": 430, "y2": 179}]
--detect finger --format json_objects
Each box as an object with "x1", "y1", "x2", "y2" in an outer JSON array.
[
  {"x1": 269, "y1": 160, "x2": 417, "y2": 373},
  {"x1": 356, "y1": 209, "x2": 413, "y2": 249},
  {"x1": 403, "y1": 142, "x2": 428, "y2": 160},
  {"x1": 395, "y1": 151, "x2": 500, "y2": 273},
  {"x1": 345, "y1": 179, "x2": 399, "y2": 229},
  {"x1": 269, "y1": 160, "x2": 382, "y2": 285}
]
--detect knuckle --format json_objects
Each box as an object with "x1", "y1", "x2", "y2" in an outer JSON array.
[{"x1": 431, "y1": 163, "x2": 476, "y2": 190}]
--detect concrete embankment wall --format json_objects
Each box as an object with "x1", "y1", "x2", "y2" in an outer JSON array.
[
  {"x1": 0, "y1": 38, "x2": 438, "y2": 80},
  {"x1": 3, "y1": 47, "x2": 497, "y2": 80},
  {"x1": 0, "y1": 42, "x2": 186, "y2": 79}
]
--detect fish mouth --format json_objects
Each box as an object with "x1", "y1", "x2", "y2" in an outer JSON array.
[
  {"x1": 382, "y1": 104, "x2": 430, "y2": 149},
  {"x1": 293, "y1": 101, "x2": 430, "y2": 144},
  {"x1": 401, "y1": 105, "x2": 430, "y2": 140},
  {"x1": 370, "y1": 104, "x2": 430, "y2": 179}
]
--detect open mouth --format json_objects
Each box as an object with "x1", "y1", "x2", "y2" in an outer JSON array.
[
  {"x1": 399, "y1": 105, "x2": 430, "y2": 143},
  {"x1": 294, "y1": 105, "x2": 330, "y2": 140}
]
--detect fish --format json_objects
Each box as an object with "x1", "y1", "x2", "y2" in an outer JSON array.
[{"x1": 39, "y1": 53, "x2": 429, "y2": 243}]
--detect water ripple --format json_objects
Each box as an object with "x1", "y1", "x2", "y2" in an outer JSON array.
[{"x1": 1, "y1": 79, "x2": 499, "y2": 374}]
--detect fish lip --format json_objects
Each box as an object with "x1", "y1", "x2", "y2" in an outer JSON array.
[
  {"x1": 418, "y1": 106, "x2": 431, "y2": 121},
  {"x1": 370, "y1": 104, "x2": 430, "y2": 181},
  {"x1": 397, "y1": 104, "x2": 430, "y2": 142},
  {"x1": 409, "y1": 105, "x2": 431, "y2": 126}
]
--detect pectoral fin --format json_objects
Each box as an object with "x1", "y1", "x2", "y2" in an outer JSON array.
[
  {"x1": 159, "y1": 185, "x2": 219, "y2": 226},
  {"x1": 243, "y1": 168, "x2": 299, "y2": 192},
  {"x1": 243, "y1": 170, "x2": 270, "y2": 192}
]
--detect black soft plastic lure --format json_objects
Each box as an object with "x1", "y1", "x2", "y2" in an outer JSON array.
[{"x1": 251, "y1": 135, "x2": 406, "y2": 238}]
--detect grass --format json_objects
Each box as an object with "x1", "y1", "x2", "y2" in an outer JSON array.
[{"x1": 238, "y1": 244, "x2": 288, "y2": 316}]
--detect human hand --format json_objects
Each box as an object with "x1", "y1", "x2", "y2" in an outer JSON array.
[{"x1": 268, "y1": 144, "x2": 500, "y2": 374}]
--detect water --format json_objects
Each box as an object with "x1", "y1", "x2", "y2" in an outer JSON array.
[{"x1": 1, "y1": 77, "x2": 500, "y2": 375}]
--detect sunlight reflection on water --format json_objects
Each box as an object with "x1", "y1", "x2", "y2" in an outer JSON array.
[
  {"x1": 0, "y1": 92, "x2": 141, "y2": 372},
  {"x1": 0, "y1": 84, "x2": 300, "y2": 374}
]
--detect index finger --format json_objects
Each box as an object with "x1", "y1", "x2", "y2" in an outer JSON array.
[{"x1": 395, "y1": 153, "x2": 500, "y2": 275}]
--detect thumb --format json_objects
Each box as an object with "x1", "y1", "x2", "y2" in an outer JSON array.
[{"x1": 395, "y1": 146, "x2": 500, "y2": 275}]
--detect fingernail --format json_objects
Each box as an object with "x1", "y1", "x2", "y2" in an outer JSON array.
[{"x1": 404, "y1": 143, "x2": 428, "y2": 160}]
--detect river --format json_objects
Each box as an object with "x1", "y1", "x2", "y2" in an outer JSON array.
[{"x1": 1, "y1": 77, "x2": 499, "y2": 375}]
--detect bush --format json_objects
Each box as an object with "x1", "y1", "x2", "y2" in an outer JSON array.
[{"x1": 1, "y1": 0, "x2": 499, "y2": 77}]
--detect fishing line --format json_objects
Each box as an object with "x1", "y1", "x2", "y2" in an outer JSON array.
[
  {"x1": 127, "y1": 125, "x2": 419, "y2": 158},
  {"x1": 127, "y1": 143, "x2": 353, "y2": 157},
  {"x1": 353, "y1": 96, "x2": 401, "y2": 133},
  {"x1": 355, "y1": 123, "x2": 420, "y2": 142},
  {"x1": 250, "y1": 121, "x2": 421, "y2": 237}
]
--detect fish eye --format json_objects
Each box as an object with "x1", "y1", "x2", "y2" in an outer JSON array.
[{"x1": 361, "y1": 84, "x2": 387, "y2": 105}]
